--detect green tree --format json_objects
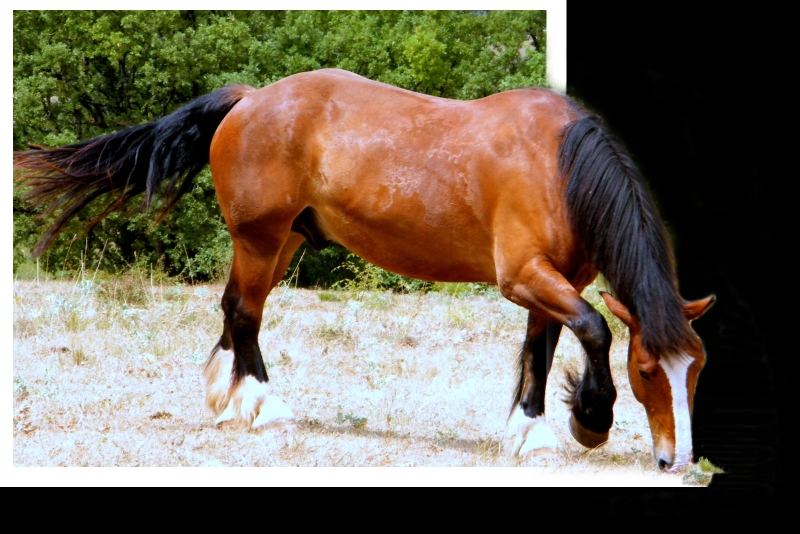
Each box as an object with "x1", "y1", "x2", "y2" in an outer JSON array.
[{"x1": 13, "y1": 10, "x2": 547, "y2": 285}]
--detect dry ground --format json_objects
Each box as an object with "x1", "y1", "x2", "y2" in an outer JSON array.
[{"x1": 11, "y1": 276, "x2": 718, "y2": 485}]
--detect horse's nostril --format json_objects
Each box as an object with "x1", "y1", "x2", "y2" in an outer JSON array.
[{"x1": 657, "y1": 458, "x2": 671, "y2": 470}]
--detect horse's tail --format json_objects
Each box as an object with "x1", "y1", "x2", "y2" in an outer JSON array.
[{"x1": 14, "y1": 84, "x2": 255, "y2": 259}]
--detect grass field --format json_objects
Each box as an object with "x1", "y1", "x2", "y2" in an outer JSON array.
[{"x1": 11, "y1": 275, "x2": 721, "y2": 485}]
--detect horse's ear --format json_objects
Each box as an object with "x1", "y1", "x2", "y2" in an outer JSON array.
[
  {"x1": 600, "y1": 291, "x2": 633, "y2": 327},
  {"x1": 683, "y1": 295, "x2": 716, "y2": 322}
]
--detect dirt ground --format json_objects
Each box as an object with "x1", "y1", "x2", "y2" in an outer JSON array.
[{"x1": 11, "y1": 278, "x2": 716, "y2": 485}]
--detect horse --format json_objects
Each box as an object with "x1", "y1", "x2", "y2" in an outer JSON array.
[{"x1": 14, "y1": 68, "x2": 715, "y2": 471}]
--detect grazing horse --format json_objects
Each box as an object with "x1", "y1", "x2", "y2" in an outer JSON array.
[{"x1": 14, "y1": 68, "x2": 714, "y2": 471}]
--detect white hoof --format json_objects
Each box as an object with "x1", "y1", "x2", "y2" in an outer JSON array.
[
  {"x1": 214, "y1": 399, "x2": 237, "y2": 426},
  {"x1": 203, "y1": 347, "x2": 296, "y2": 431},
  {"x1": 505, "y1": 406, "x2": 562, "y2": 459},
  {"x1": 252, "y1": 395, "x2": 297, "y2": 432}
]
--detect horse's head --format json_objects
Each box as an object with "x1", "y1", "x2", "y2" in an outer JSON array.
[{"x1": 600, "y1": 292, "x2": 715, "y2": 472}]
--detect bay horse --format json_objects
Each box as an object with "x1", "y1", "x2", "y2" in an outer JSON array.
[{"x1": 14, "y1": 68, "x2": 714, "y2": 471}]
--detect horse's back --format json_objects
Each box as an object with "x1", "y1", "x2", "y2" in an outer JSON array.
[{"x1": 210, "y1": 69, "x2": 583, "y2": 283}]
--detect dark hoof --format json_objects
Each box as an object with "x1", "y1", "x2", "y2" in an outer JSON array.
[{"x1": 569, "y1": 414, "x2": 609, "y2": 449}]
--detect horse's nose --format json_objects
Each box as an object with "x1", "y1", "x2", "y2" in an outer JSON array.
[{"x1": 657, "y1": 457, "x2": 672, "y2": 471}]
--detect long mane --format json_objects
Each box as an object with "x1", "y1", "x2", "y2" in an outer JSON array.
[{"x1": 557, "y1": 98, "x2": 695, "y2": 354}]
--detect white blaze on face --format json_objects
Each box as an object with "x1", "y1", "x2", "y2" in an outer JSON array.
[{"x1": 658, "y1": 352, "x2": 694, "y2": 466}]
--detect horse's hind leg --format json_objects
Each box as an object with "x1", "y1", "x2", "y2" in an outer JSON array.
[
  {"x1": 505, "y1": 313, "x2": 563, "y2": 458},
  {"x1": 204, "y1": 231, "x2": 306, "y2": 431}
]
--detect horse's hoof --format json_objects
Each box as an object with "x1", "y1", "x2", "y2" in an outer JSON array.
[
  {"x1": 505, "y1": 407, "x2": 562, "y2": 459},
  {"x1": 252, "y1": 396, "x2": 297, "y2": 433},
  {"x1": 568, "y1": 413, "x2": 609, "y2": 449},
  {"x1": 204, "y1": 347, "x2": 299, "y2": 432}
]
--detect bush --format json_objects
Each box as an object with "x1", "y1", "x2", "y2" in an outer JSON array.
[{"x1": 13, "y1": 10, "x2": 547, "y2": 286}]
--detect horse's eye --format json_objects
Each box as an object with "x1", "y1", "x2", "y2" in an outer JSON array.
[{"x1": 639, "y1": 370, "x2": 650, "y2": 381}]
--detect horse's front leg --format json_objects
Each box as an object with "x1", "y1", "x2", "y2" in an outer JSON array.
[
  {"x1": 505, "y1": 313, "x2": 563, "y2": 458},
  {"x1": 500, "y1": 256, "x2": 616, "y2": 454},
  {"x1": 203, "y1": 231, "x2": 305, "y2": 432}
]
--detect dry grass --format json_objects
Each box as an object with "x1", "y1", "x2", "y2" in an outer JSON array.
[{"x1": 11, "y1": 276, "x2": 716, "y2": 485}]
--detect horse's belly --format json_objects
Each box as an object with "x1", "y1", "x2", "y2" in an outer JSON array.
[{"x1": 312, "y1": 197, "x2": 497, "y2": 283}]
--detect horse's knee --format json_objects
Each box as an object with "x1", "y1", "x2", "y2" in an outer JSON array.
[{"x1": 568, "y1": 306, "x2": 611, "y2": 356}]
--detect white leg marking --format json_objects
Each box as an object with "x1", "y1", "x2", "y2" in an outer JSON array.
[
  {"x1": 235, "y1": 376, "x2": 270, "y2": 425},
  {"x1": 215, "y1": 399, "x2": 237, "y2": 426},
  {"x1": 203, "y1": 347, "x2": 296, "y2": 431},
  {"x1": 203, "y1": 347, "x2": 234, "y2": 417},
  {"x1": 505, "y1": 406, "x2": 561, "y2": 458},
  {"x1": 659, "y1": 352, "x2": 694, "y2": 468},
  {"x1": 252, "y1": 395, "x2": 296, "y2": 430}
]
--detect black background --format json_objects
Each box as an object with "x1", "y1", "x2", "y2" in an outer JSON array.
[{"x1": 566, "y1": 6, "x2": 789, "y2": 512}]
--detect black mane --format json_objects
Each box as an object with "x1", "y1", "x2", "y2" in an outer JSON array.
[{"x1": 557, "y1": 98, "x2": 694, "y2": 354}]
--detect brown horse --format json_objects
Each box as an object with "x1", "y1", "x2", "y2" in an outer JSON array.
[{"x1": 14, "y1": 68, "x2": 714, "y2": 471}]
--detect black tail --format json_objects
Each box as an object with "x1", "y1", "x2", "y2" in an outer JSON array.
[{"x1": 14, "y1": 84, "x2": 254, "y2": 259}]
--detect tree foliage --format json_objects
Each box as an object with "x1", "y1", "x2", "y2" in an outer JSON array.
[{"x1": 13, "y1": 10, "x2": 547, "y2": 284}]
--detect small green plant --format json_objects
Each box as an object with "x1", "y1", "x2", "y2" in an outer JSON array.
[
  {"x1": 65, "y1": 308, "x2": 89, "y2": 332},
  {"x1": 318, "y1": 324, "x2": 345, "y2": 342},
  {"x1": 97, "y1": 274, "x2": 149, "y2": 307},
  {"x1": 335, "y1": 405, "x2": 368, "y2": 428},
  {"x1": 697, "y1": 456, "x2": 724, "y2": 474},
  {"x1": 448, "y1": 305, "x2": 476, "y2": 328},
  {"x1": 437, "y1": 428, "x2": 459, "y2": 445},
  {"x1": 582, "y1": 277, "x2": 628, "y2": 339},
  {"x1": 431, "y1": 282, "x2": 492, "y2": 297},
  {"x1": 63, "y1": 346, "x2": 91, "y2": 366},
  {"x1": 318, "y1": 292, "x2": 342, "y2": 302},
  {"x1": 682, "y1": 456, "x2": 725, "y2": 485},
  {"x1": 13, "y1": 376, "x2": 29, "y2": 401},
  {"x1": 332, "y1": 253, "x2": 431, "y2": 294}
]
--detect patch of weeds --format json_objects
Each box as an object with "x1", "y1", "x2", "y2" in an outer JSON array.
[
  {"x1": 371, "y1": 375, "x2": 394, "y2": 389},
  {"x1": 13, "y1": 318, "x2": 36, "y2": 338},
  {"x1": 683, "y1": 457, "x2": 725, "y2": 485},
  {"x1": 448, "y1": 305, "x2": 476, "y2": 328},
  {"x1": 365, "y1": 291, "x2": 394, "y2": 310},
  {"x1": 335, "y1": 405, "x2": 368, "y2": 428},
  {"x1": 582, "y1": 278, "x2": 628, "y2": 339},
  {"x1": 318, "y1": 323, "x2": 345, "y2": 342},
  {"x1": 74, "y1": 347, "x2": 91, "y2": 366},
  {"x1": 318, "y1": 292, "x2": 342, "y2": 302},
  {"x1": 97, "y1": 275, "x2": 149, "y2": 307},
  {"x1": 149, "y1": 411, "x2": 173, "y2": 420},
  {"x1": 77, "y1": 279, "x2": 98, "y2": 296},
  {"x1": 165, "y1": 285, "x2": 189, "y2": 305},
  {"x1": 363, "y1": 361, "x2": 394, "y2": 389},
  {"x1": 263, "y1": 316, "x2": 282, "y2": 330},
  {"x1": 698, "y1": 456, "x2": 724, "y2": 474},
  {"x1": 193, "y1": 286, "x2": 210, "y2": 299},
  {"x1": 13, "y1": 377, "x2": 29, "y2": 401},
  {"x1": 332, "y1": 253, "x2": 431, "y2": 294},
  {"x1": 437, "y1": 428, "x2": 459, "y2": 445},
  {"x1": 609, "y1": 454, "x2": 627, "y2": 465},
  {"x1": 65, "y1": 308, "x2": 89, "y2": 332},
  {"x1": 432, "y1": 282, "x2": 492, "y2": 297},
  {"x1": 58, "y1": 346, "x2": 91, "y2": 366}
]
